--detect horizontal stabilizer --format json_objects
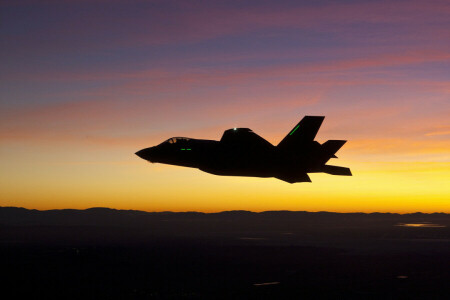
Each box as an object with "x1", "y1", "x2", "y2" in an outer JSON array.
[
  {"x1": 320, "y1": 140, "x2": 346, "y2": 163},
  {"x1": 277, "y1": 116, "x2": 324, "y2": 150},
  {"x1": 321, "y1": 165, "x2": 352, "y2": 176}
]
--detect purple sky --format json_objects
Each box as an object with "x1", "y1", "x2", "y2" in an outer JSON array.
[{"x1": 1, "y1": 0, "x2": 449, "y2": 212}]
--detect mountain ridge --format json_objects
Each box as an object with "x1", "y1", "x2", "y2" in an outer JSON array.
[
  {"x1": 2, "y1": 206, "x2": 448, "y2": 215},
  {"x1": 1, "y1": 206, "x2": 448, "y2": 228}
]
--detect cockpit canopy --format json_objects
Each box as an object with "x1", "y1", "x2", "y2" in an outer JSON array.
[{"x1": 163, "y1": 137, "x2": 191, "y2": 144}]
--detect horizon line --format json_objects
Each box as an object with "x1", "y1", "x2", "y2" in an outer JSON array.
[{"x1": 2, "y1": 206, "x2": 448, "y2": 215}]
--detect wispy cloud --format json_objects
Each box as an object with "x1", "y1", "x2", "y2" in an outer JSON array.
[{"x1": 425, "y1": 126, "x2": 450, "y2": 136}]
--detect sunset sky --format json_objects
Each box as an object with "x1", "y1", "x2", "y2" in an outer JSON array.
[{"x1": 1, "y1": 0, "x2": 449, "y2": 212}]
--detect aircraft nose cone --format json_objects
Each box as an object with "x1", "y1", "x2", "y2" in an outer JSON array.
[
  {"x1": 135, "y1": 148, "x2": 154, "y2": 162},
  {"x1": 135, "y1": 149, "x2": 146, "y2": 159}
]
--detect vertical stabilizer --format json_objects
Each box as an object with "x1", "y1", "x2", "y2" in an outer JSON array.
[{"x1": 277, "y1": 116, "x2": 324, "y2": 150}]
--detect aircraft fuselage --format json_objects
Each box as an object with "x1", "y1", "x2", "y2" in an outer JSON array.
[{"x1": 136, "y1": 117, "x2": 352, "y2": 183}]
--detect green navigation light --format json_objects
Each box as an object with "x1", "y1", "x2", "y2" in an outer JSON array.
[{"x1": 289, "y1": 125, "x2": 300, "y2": 135}]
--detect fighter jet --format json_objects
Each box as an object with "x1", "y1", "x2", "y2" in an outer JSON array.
[{"x1": 135, "y1": 116, "x2": 351, "y2": 183}]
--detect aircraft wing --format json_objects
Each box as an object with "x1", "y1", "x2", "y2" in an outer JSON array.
[
  {"x1": 221, "y1": 128, "x2": 274, "y2": 148},
  {"x1": 275, "y1": 173, "x2": 311, "y2": 183}
]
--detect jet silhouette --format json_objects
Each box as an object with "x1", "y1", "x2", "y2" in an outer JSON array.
[{"x1": 136, "y1": 116, "x2": 352, "y2": 183}]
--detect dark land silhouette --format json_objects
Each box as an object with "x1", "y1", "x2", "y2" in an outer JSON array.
[
  {"x1": 1, "y1": 207, "x2": 449, "y2": 299},
  {"x1": 136, "y1": 116, "x2": 351, "y2": 183}
]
